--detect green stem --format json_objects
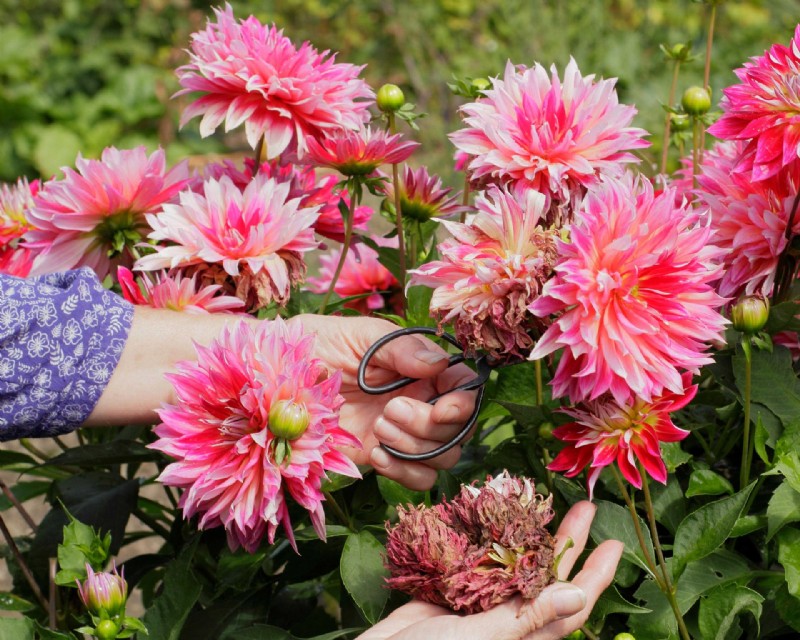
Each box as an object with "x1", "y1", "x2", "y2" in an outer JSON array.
[
  {"x1": 323, "y1": 490, "x2": 351, "y2": 529},
  {"x1": 693, "y1": 429, "x2": 715, "y2": 464},
  {"x1": 0, "y1": 511, "x2": 50, "y2": 612},
  {"x1": 534, "y1": 358, "x2": 544, "y2": 406},
  {"x1": 387, "y1": 112, "x2": 407, "y2": 300},
  {"x1": 318, "y1": 193, "x2": 357, "y2": 314},
  {"x1": 700, "y1": 3, "x2": 717, "y2": 156},
  {"x1": 134, "y1": 507, "x2": 172, "y2": 540},
  {"x1": 659, "y1": 61, "x2": 681, "y2": 175},
  {"x1": 740, "y1": 338, "x2": 754, "y2": 490},
  {"x1": 610, "y1": 467, "x2": 662, "y2": 585},
  {"x1": 580, "y1": 625, "x2": 599, "y2": 640},
  {"x1": 691, "y1": 116, "x2": 701, "y2": 193},
  {"x1": 0, "y1": 478, "x2": 37, "y2": 532},
  {"x1": 19, "y1": 438, "x2": 49, "y2": 462},
  {"x1": 641, "y1": 471, "x2": 691, "y2": 640}
]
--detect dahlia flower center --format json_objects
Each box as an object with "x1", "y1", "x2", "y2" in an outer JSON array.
[
  {"x1": 399, "y1": 195, "x2": 438, "y2": 222},
  {"x1": 92, "y1": 210, "x2": 144, "y2": 256}
]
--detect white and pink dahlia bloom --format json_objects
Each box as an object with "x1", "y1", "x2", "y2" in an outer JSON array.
[
  {"x1": 0, "y1": 177, "x2": 38, "y2": 246},
  {"x1": 450, "y1": 59, "x2": 648, "y2": 221},
  {"x1": 150, "y1": 318, "x2": 361, "y2": 552},
  {"x1": 176, "y1": 3, "x2": 372, "y2": 157},
  {"x1": 529, "y1": 175, "x2": 727, "y2": 405},
  {"x1": 136, "y1": 174, "x2": 319, "y2": 309},
  {"x1": 708, "y1": 24, "x2": 800, "y2": 183},
  {"x1": 304, "y1": 126, "x2": 419, "y2": 177},
  {"x1": 117, "y1": 267, "x2": 245, "y2": 314},
  {"x1": 410, "y1": 186, "x2": 559, "y2": 359},
  {"x1": 307, "y1": 238, "x2": 400, "y2": 314},
  {"x1": 24, "y1": 147, "x2": 188, "y2": 279}
]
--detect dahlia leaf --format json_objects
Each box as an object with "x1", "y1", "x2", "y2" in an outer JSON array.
[
  {"x1": 766, "y1": 481, "x2": 800, "y2": 541},
  {"x1": 685, "y1": 469, "x2": 734, "y2": 498},
  {"x1": 340, "y1": 530, "x2": 390, "y2": 624},
  {"x1": 0, "y1": 592, "x2": 34, "y2": 613},
  {"x1": 734, "y1": 345, "x2": 800, "y2": 426},
  {"x1": 778, "y1": 527, "x2": 800, "y2": 599},
  {"x1": 0, "y1": 617, "x2": 34, "y2": 640},
  {"x1": 590, "y1": 500, "x2": 656, "y2": 577},
  {"x1": 697, "y1": 584, "x2": 763, "y2": 640}
]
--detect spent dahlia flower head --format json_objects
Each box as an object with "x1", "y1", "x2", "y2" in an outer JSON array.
[
  {"x1": 117, "y1": 267, "x2": 245, "y2": 314},
  {"x1": 150, "y1": 317, "x2": 361, "y2": 553},
  {"x1": 529, "y1": 174, "x2": 727, "y2": 406},
  {"x1": 0, "y1": 177, "x2": 38, "y2": 247},
  {"x1": 410, "y1": 185, "x2": 559, "y2": 359},
  {"x1": 450, "y1": 59, "x2": 649, "y2": 223},
  {"x1": 385, "y1": 471, "x2": 555, "y2": 614},
  {"x1": 136, "y1": 173, "x2": 319, "y2": 310},
  {"x1": 708, "y1": 24, "x2": 800, "y2": 183},
  {"x1": 176, "y1": 3, "x2": 373, "y2": 157},
  {"x1": 307, "y1": 237, "x2": 400, "y2": 314},
  {"x1": 304, "y1": 126, "x2": 420, "y2": 177},
  {"x1": 549, "y1": 372, "x2": 695, "y2": 498},
  {"x1": 23, "y1": 146, "x2": 189, "y2": 280},
  {"x1": 381, "y1": 164, "x2": 467, "y2": 222}
]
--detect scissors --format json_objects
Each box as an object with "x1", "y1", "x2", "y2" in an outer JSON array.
[{"x1": 357, "y1": 326, "x2": 495, "y2": 462}]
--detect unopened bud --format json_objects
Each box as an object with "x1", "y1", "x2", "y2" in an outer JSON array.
[
  {"x1": 670, "y1": 113, "x2": 690, "y2": 131},
  {"x1": 470, "y1": 77, "x2": 490, "y2": 92},
  {"x1": 613, "y1": 634, "x2": 637, "y2": 640},
  {"x1": 731, "y1": 296, "x2": 770, "y2": 334},
  {"x1": 268, "y1": 400, "x2": 310, "y2": 440},
  {"x1": 77, "y1": 564, "x2": 127, "y2": 618},
  {"x1": 376, "y1": 84, "x2": 406, "y2": 112},
  {"x1": 681, "y1": 86, "x2": 711, "y2": 116},
  {"x1": 95, "y1": 620, "x2": 120, "y2": 640}
]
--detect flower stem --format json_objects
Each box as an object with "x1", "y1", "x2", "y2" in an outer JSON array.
[
  {"x1": 691, "y1": 116, "x2": 701, "y2": 192},
  {"x1": 699, "y1": 3, "x2": 717, "y2": 156},
  {"x1": 387, "y1": 112, "x2": 407, "y2": 300},
  {"x1": 739, "y1": 337, "x2": 754, "y2": 490},
  {"x1": 580, "y1": 625, "x2": 599, "y2": 640},
  {"x1": 659, "y1": 60, "x2": 682, "y2": 176},
  {"x1": 323, "y1": 489, "x2": 351, "y2": 529},
  {"x1": 0, "y1": 511, "x2": 50, "y2": 612},
  {"x1": 641, "y1": 469, "x2": 691, "y2": 640},
  {"x1": 0, "y1": 478, "x2": 37, "y2": 532},
  {"x1": 318, "y1": 194, "x2": 356, "y2": 314},
  {"x1": 19, "y1": 438, "x2": 49, "y2": 462}
]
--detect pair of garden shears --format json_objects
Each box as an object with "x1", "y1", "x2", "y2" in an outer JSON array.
[{"x1": 357, "y1": 326, "x2": 496, "y2": 462}]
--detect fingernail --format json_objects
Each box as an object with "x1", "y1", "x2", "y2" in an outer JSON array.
[
  {"x1": 414, "y1": 349, "x2": 449, "y2": 365},
  {"x1": 374, "y1": 417, "x2": 402, "y2": 445},
  {"x1": 385, "y1": 398, "x2": 414, "y2": 425},
  {"x1": 370, "y1": 446, "x2": 392, "y2": 470},
  {"x1": 552, "y1": 585, "x2": 587, "y2": 618}
]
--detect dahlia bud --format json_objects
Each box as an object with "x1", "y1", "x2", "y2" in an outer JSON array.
[
  {"x1": 376, "y1": 84, "x2": 406, "y2": 112},
  {"x1": 613, "y1": 634, "x2": 637, "y2": 640},
  {"x1": 77, "y1": 564, "x2": 127, "y2": 618},
  {"x1": 731, "y1": 295, "x2": 770, "y2": 334},
  {"x1": 95, "y1": 620, "x2": 120, "y2": 640},
  {"x1": 470, "y1": 77, "x2": 490, "y2": 92},
  {"x1": 681, "y1": 86, "x2": 711, "y2": 116},
  {"x1": 268, "y1": 400, "x2": 310, "y2": 440},
  {"x1": 670, "y1": 113, "x2": 691, "y2": 131},
  {"x1": 537, "y1": 422, "x2": 555, "y2": 440}
]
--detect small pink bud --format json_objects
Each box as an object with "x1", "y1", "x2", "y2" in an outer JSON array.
[
  {"x1": 77, "y1": 563, "x2": 127, "y2": 618},
  {"x1": 268, "y1": 400, "x2": 310, "y2": 440}
]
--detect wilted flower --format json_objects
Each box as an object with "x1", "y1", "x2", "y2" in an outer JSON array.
[
  {"x1": 0, "y1": 177, "x2": 38, "y2": 246},
  {"x1": 450, "y1": 59, "x2": 649, "y2": 223},
  {"x1": 410, "y1": 186, "x2": 559, "y2": 359},
  {"x1": 136, "y1": 174, "x2": 319, "y2": 309},
  {"x1": 548, "y1": 372, "x2": 695, "y2": 498},
  {"x1": 382, "y1": 165, "x2": 466, "y2": 222},
  {"x1": 708, "y1": 24, "x2": 800, "y2": 183},
  {"x1": 117, "y1": 267, "x2": 245, "y2": 314},
  {"x1": 304, "y1": 126, "x2": 419, "y2": 177},
  {"x1": 24, "y1": 147, "x2": 188, "y2": 279},
  {"x1": 176, "y1": 3, "x2": 372, "y2": 156},
  {"x1": 77, "y1": 563, "x2": 128, "y2": 618},
  {"x1": 385, "y1": 471, "x2": 555, "y2": 614},
  {"x1": 149, "y1": 318, "x2": 360, "y2": 552},
  {"x1": 529, "y1": 175, "x2": 727, "y2": 405},
  {"x1": 307, "y1": 238, "x2": 400, "y2": 314}
]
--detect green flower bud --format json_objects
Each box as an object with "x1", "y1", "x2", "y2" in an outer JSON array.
[
  {"x1": 470, "y1": 77, "x2": 490, "y2": 92},
  {"x1": 376, "y1": 84, "x2": 405, "y2": 112},
  {"x1": 95, "y1": 619, "x2": 120, "y2": 640},
  {"x1": 731, "y1": 295, "x2": 770, "y2": 334},
  {"x1": 268, "y1": 400, "x2": 310, "y2": 440},
  {"x1": 538, "y1": 421, "x2": 555, "y2": 440},
  {"x1": 613, "y1": 634, "x2": 637, "y2": 640},
  {"x1": 681, "y1": 86, "x2": 711, "y2": 116},
  {"x1": 565, "y1": 631, "x2": 585, "y2": 640},
  {"x1": 670, "y1": 113, "x2": 691, "y2": 131}
]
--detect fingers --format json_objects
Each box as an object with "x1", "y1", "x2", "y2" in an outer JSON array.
[
  {"x1": 552, "y1": 501, "x2": 597, "y2": 580},
  {"x1": 379, "y1": 392, "x2": 475, "y2": 441},
  {"x1": 363, "y1": 330, "x2": 452, "y2": 382},
  {"x1": 369, "y1": 446, "x2": 445, "y2": 491}
]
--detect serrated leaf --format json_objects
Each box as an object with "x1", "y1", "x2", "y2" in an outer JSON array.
[
  {"x1": 685, "y1": 469, "x2": 734, "y2": 498},
  {"x1": 377, "y1": 476, "x2": 426, "y2": 507},
  {"x1": 405, "y1": 285, "x2": 434, "y2": 327},
  {"x1": 649, "y1": 477, "x2": 686, "y2": 534},
  {"x1": 590, "y1": 500, "x2": 655, "y2": 577},
  {"x1": 777, "y1": 527, "x2": 800, "y2": 598},
  {"x1": 590, "y1": 585, "x2": 651, "y2": 619},
  {"x1": 698, "y1": 583, "x2": 763, "y2": 640},
  {"x1": 340, "y1": 531, "x2": 389, "y2": 624},
  {"x1": 767, "y1": 481, "x2": 800, "y2": 541},
  {"x1": 661, "y1": 441, "x2": 692, "y2": 472},
  {"x1": 733, "y1": 345, "x2": 800, "y2": 425}
]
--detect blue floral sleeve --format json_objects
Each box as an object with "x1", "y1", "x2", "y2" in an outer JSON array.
[{"x1": 0, "y1": 268, "x2": 134, "y2": 440}]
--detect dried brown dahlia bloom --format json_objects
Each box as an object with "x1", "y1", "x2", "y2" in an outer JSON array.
[{"x1": 384, "y1": 471, "x2": 556, "y2": 614}]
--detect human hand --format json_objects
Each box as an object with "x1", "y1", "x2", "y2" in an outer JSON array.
[
  {"x1": 356, "y1": 501, "x2": 623, "y2": 640},
  {"x1": 291, "y1": 314, "x2": 478, "y2": 490}
]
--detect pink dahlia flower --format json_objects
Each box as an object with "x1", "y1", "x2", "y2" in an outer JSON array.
[
  {"x1": 77, "y1": 563, "x2": 128, "y2": 618},
  {"x1": 548, "y1": 372, "x2": 695, "y2": 497},
  {"x1": 118, "y1": 267, "x2": 245, "y2": 314},
  {"x1": 529, "y1": 175, "x2": 727, "y2": 405},
  {"x1": 410, "y1": 186, "x2": 559, "y2": 359},
  {"x1": 24, "y1": 147, "x2": 188, "y2": 279},
  {"x1": 304, "y1": 126, "x2": 419, "y2": 177},
  {"x1": 136, "y1": 174, "x2": 319, "y2": 309},
  {"x1": 176, "y1": 3, "x2": 372, "y2": 157},
  {"x1": 708, "y1": 25, "x2": 800, "y2": 183},
  {"x1": 0, "y1": 245, "x2": 34, "y2": 277},
  {"x1": 307, "y1": 238, "x2": 400, "y2": 314},
  {"x1": 382, "y1": 165, "x2": 467, "y2": 222},
  {"x1": 385, "y1": 471, "x2": 555, "y2": 614},
  {"x1": 0, "y1": 177, "x2": 38, "y2": 246},
  {"x1": 450, "y1": 59, "x2": 649, "y2": 223},
  {"x1": 150, "y1": 318, "x2": 361, "y2": 552}
]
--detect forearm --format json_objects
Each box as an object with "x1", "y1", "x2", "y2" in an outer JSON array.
[{"x1": 83, "y1": 307, "x2": 261, "y2": 427}]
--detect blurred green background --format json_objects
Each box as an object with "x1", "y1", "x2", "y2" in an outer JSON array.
[{"x1": 0, "y1": 0, "x2": 797, "y2": 184}]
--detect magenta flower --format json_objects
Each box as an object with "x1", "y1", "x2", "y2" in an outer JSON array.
[
  {"x1": 77, "y1": 563, "x2": 128, "y2": 618},
  {"x1": 450, "y1": 59, "x2": 649, "y2": 220},
  {"x1": 150, "y1": 318, "x2": 361, "y2": 552},
  {"x1": 548, "y1": 372, "x2": 695, "y2": 498},
  {"x1": 410, "y1": 186, "x2": 559, "y2": 359},
  {"x1": 23, "y1": 147, "x2": 188, "y2": 279},
  {"x1": 0, "y1": 245, "x2": 34, "y2": 277},
  {"x1": 118, "y1": 267, "x2": 245, "y2": 314},
  {"x1": 708, "y1": 25, "x2": 800, "y2": 183},
  {"x1": 304, "y1": 126, "x2": 419, "y2": 177},
  {"x1": 176, "y1": 3, "x2": 372, "y2": 157},
  {"x1": 382, "y1": 165, "x2": 467, "y2": 222},
  {"x1": 385, "y1": 471, "x2": 555, "y2": 614},
  {"x1": 0, "y1": 177, "x2": 38, "y2": 247},
  {"x1": 307, "y1": 238, "x2": 400, "y2": 314},
  {"x1": 529, "y1": 175, "x2": 727, "y2": 405},
  {"x1": 136, "y1": 174, "x2": 319, "y2": 309}
]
